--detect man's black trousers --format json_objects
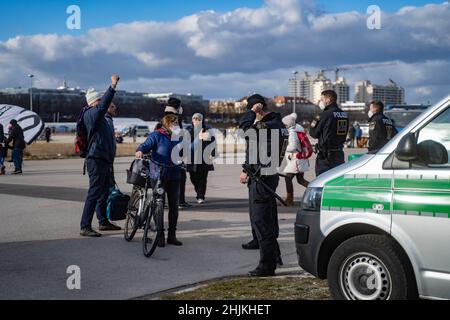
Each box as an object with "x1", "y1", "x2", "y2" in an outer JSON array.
[{"x1": 248, "y1": 174, "x2": 280, "y2": 271}]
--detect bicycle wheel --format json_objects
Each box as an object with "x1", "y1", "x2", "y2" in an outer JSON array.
[
  {"x1": 142, "y1": 201, "x2": 164, "y2": 258},
  {"x1": 124, "y1": 187, "x2": 141, "y2": 242}
]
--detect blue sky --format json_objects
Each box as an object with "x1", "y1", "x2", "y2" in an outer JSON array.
[{"x1": 0, "y1": 0, "x2": 444, "y2": 40}]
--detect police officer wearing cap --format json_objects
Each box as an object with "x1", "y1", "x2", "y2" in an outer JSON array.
[
  {"x1": 368, "y1": 101, "x2": 398, "y2": 154},
  {"x1": 310, "y1": 90, "x2": 349, "y2": 176},
  {"x1": 239, "y1": 94, "x2": 287, "y2": 277}
]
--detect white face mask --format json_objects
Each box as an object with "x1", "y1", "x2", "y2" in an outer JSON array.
[
  {"x1": 319, "y1": 101, "x2": 326, "y2": 111},
  {"x1": 368, "y1": 111, "x2": 374, "y2": 118},
  {"x1": 171, "y1": 126, "x2": 181, "y2": 136}
]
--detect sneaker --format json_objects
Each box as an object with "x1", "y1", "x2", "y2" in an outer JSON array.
[
  {"x1": 178, "y1": 202, "x2": 192, "y2": 209},
  {"x1": 99, "y1": 221, "x2": 122, "y2": 231},
  {"x1": 197, "y1": 198, "x2": 205, "y2": 204},
  {"x1": 11, "y1": 170, "x2": 23, "y2": 175},
  {"x1": 80, "y1": 228, "x2": 102, "y2": 237}
]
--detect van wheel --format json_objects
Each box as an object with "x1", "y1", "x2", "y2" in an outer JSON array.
[{"x1": 327, "y1": 235, "x2": 413, "y2": 300}]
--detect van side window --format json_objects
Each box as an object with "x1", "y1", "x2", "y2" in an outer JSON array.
[{"x1": 417, "y1": 107, "x2": 450, "y2": 166}]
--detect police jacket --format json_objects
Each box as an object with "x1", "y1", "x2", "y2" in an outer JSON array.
[
  {"x1": 368, "y1": 112, "x2": 398, "y2": 153},
  {"x1": 239, "y1": 110, "x2": 288, "y2": 174},
  {"x1": 309, "y1": 103, "x2": 349, "y2": 153}
]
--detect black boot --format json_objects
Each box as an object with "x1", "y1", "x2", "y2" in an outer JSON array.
[
  {"x1": 158, "y1": 231, "x2": 166, "y2": 247},
  {"x1": 242, "y1": 239, "x2": 259, "y2": 250},
  {"x1": 167, "y1": 231, "x2": 183, "y2": 246},
  {"x1": 248, "y1": 267, "x2": 275, "y2": 277}
]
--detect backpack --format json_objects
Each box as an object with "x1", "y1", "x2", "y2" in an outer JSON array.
[
  {"x1": 75, "y1": 106, "x2": 92, "y2": 158},
  {"x1": 296, "y1": 132, "x2": 314, "y2": 160}
]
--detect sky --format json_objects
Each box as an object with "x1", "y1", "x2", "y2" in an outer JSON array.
[{"x1": 0, "y1": 0, "x2": 449, "y2": 103}]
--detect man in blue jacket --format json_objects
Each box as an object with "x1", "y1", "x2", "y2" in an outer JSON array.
[{"x1": 80, "y1": 74, "x2": 121, "y2": 237}]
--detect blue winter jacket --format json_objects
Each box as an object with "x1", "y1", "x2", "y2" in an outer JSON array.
[
  {"x1": 83, "y1": 86, "x2": 116, "y2": 164},
  {"x1": 136, "y1": 128, "x2": 182, "y2": 181}
]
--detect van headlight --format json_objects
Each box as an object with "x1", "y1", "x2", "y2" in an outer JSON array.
[{"x1": 301, "y1": 187, "x2": 323, "y2": 212}]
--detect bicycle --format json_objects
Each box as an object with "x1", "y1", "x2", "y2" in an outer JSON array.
[{"x1": 124, "y1": 155, "x2": 178, "y2": 258}]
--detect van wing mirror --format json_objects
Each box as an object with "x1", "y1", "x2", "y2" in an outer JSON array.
[
  {"x1": 395, "y1": 133, "x2": 418, "y2": 162},
  {"x1": 417, "y1": 140, "x2": 448, "y2": 165}
]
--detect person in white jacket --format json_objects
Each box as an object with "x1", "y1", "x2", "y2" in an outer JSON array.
[{"x1": 280, "y1": 113, "x2": 310, "y2": 206}]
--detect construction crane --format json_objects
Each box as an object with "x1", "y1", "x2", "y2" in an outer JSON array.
[{"x1": 321, "y1": 62, "x2": 398, "y2": 82}]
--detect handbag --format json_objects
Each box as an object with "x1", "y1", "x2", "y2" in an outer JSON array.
[{"x1": 106, "y1": 185, "x2": 130, "y2": 221}]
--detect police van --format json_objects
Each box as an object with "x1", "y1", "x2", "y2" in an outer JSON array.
[{"x1": 295, "y1": 95, "x2": 450, "y2": 300}]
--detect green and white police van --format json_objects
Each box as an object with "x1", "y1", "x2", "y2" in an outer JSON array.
[{"x1": 295, "y1": 95, "x2": 450, "y2": 300}]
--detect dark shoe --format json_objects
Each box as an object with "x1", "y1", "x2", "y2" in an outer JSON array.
[
  {"x1": 99, "y1": 221, "x2": 121, "y2": 231},
  {"x1": 248, "y1": 268, "x2": 275, "y2": 277},
  {"x1": 80, "y1": 228, "x2": 102, "y2": 237},
  {"x1": 242, "y1": 240, "x2": 260, "y2": 250},
  {"x1": 167, "y1": 233, "x2": 183, "y2": 246},
  {"x1": 178, "y1": 202, "x2": 192, "y2": 209},
  {"x1": 277, "y1": 256, "x2": 284, "y2": 266},
  {"x1": 12, "y1": 170, "x2": 23, "y2": 175},
  {"x1": 158, "y1": 231, "x2": 166, "y2": 247}
]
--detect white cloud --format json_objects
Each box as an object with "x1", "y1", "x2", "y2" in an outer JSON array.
[{"x1": 0, "y1": 0, "x2": 449, "y2": 103}]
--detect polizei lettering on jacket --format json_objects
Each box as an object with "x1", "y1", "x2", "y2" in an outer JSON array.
[{"x1": 333, "y1": 111, "x2": 348, "y2": 119}]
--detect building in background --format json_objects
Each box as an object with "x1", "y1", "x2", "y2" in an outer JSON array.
[
  {"x1": 355, "y1": 80, "x2": 405, "y2": 105},
  {"x1": 333, "y1": 77, "x2": 350, "y2": 105},
  {"x1": 145, "y1": 92, "x2": 209, "y2": 109},
  {"x1": 289, "y1": 72, "x2": 313, "y2": 101},
  {"x1": 0, "y1": 83, "x2": 207, "y2": 122},
  {"x1": 291, "y1": 71, "x2": 350, "y2": 105}
]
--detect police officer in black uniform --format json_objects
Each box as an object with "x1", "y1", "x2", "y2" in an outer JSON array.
[
  {"x1": 239, "y1": 94, "x2": 288, "y2": 277},
  {"x1": 310, "y1": 90, "x2": 349, "y2": 176},
  {"x1": 368, "y1": 101, "x2": 398, "y2": 154}
]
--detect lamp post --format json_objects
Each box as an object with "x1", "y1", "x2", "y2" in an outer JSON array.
[
  {"x1": 292, "y1": 71, "x2": 298, "y2": 113},
  {"x1": 28, "y1": 74, "x2": 34, "y2": 112}
]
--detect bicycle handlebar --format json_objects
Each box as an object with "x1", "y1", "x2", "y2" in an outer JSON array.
[{"x1": 137, "y1": 155, "x2": 182, "y2": 169}]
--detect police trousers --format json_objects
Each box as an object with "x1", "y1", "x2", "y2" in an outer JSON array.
[
  {"x1": 248, "y1": 174, "x2": 280, "y2": 271},
  {"x1": 315, "y1": 150, "x2": 345, "y2": 176}
]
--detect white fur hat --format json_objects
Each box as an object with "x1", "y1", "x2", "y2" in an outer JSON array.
[{"x1": 282, "y1": 113, "x2": 298, "y2": 128}]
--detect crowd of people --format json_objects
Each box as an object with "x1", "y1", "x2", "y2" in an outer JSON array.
[{"x1": 1, "y1": 74, "x2": 398, "y2": 277}]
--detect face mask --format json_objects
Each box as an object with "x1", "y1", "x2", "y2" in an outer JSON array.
[
  {"x1": 319, "y1": 101, "x2": 326, "y2": 111},
  {"x1": 171, "y1": 126, "x2": 181, "y2": 135},
  {"x1": 368, "y1": 111, "x2": 374, "y2": 118}
]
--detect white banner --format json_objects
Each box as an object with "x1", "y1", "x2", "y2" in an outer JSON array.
[{"x1": 0, "y1": 104, "x2": 45, "y2": 144}]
